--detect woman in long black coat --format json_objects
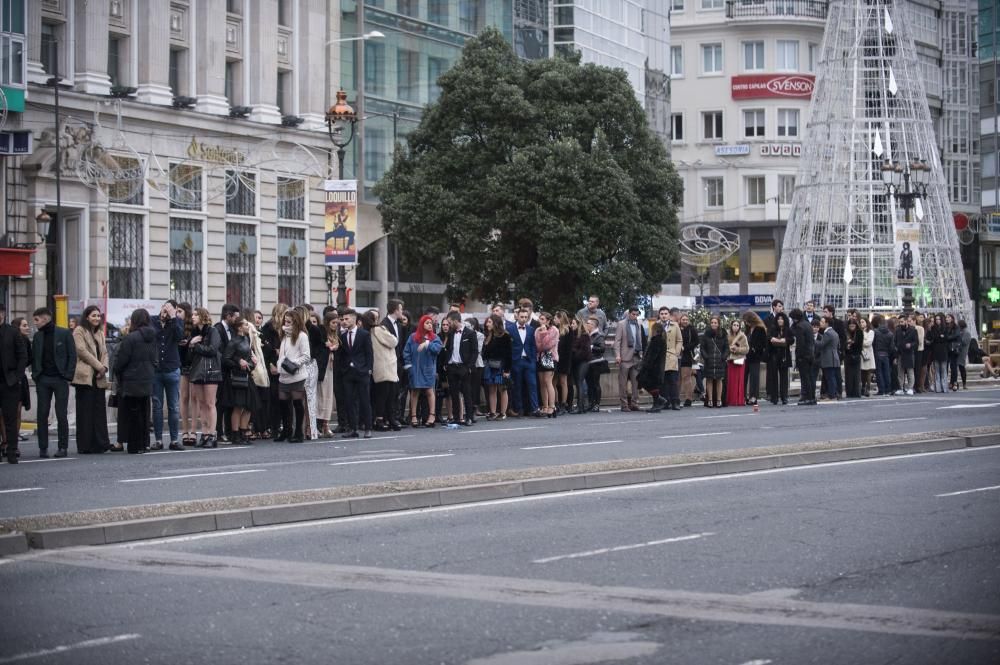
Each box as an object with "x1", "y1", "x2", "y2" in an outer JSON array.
[
  {"x1": 767, "y1": 312, "x2": 794, "y2": 404},
  {"x1": 700, "y1": 316, "x2": 728, "y2": 408},
  {"x1": 114, "y1": 309, "x2": 158, "y2": 454},
  {"x1": 638, "y1": 322, "x2": 666, "y2": 410}
]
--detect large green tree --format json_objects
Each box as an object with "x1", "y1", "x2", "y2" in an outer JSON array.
[{"x1": 375, "y1": 28, "x2": 682, "y2": 314}]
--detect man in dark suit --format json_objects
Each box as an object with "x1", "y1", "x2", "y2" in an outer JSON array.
[
  {"x1": 214, "y1": 303, "x2": 239, "y2": 441},
  {"x1": 0, "y1": 305, "x2": 28, "y2": 463},
  {"x1": 789, "y1": 308, "x2": 815, "y2": 405},
  {"x1": 381, "y1": 299, "x2": 408, "y2": 423},
  {"x1": 505, "y1": 308, "x2": 539, "y2": 416},
  {"x1": 763, "y1": 298, "x2": 784, "y2": 403},
  {"x1": 823, "y1": 304, "x2": 847, "y2": 397},
  {"x1": 443, "y1": 311, "x2": 478, "y2": 426},
  {"x1": 339, "y1": 309, "x2": 374, "y2": 439},
  {"x1": 31, "y1": 307, "x2": 77, "y2": 458}
]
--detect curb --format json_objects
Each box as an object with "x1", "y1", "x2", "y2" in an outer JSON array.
[{"x1": 9, "y1": 432, "x2": 997, "y2": 553}]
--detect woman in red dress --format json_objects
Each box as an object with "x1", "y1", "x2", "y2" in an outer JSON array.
[{"x1": 725, "y1": 319, "x2": 749, "y2": 407}]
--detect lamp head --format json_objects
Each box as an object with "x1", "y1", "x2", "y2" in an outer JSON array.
[
  {"x1": 326, "y1": 90, "x2": 357, "y2": 148},
  {"x1": 35, "y1": 209, "x2": 51, "y2": 242}
]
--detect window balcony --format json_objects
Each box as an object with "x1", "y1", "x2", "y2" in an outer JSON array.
[{"x1": 725, "y1": 0, "x2": 828, "y2": 22}]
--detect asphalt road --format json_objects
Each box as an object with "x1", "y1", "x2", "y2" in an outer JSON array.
[
  {"x1": 1, "y1": 387, "x2": 998, "y2": 519},
  {"x1": 1, "y1": 444, "x2": 998, "y2": 664}
]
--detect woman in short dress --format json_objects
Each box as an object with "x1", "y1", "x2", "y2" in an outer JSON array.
[
  {"x1": 221, "y1": 317, "x2": 259, "y2": 445},
  {"x1": 534, "y1": 312, "x2": 559, "y2": 418},
  {"x1": 277, "y1": 308, "x2": 311, "y2": 443},
  {"x1": 403, "y1": 314, "x2": 443, "y2": 427},
  {"x1": 481, "y1": 314, "x2": 511, "y2": 420}
]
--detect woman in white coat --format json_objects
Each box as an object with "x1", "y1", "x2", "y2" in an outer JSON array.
[{"x1": 859, "y1": 317, "x2": 876, "y2": 397}]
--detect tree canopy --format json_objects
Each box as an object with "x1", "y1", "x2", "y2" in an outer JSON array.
[{"x1": 374, "y1": 27, "x2": 682, "y2": 314}]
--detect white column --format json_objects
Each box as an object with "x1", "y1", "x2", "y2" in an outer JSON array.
[
  {"x1": 25, "y1": 0, "x2": 46, "y2": 83},
  {"x1": 135, "y1": 0, "x2": 173, "y2": 105},
  {"x1": 373, "y1": 235, "x2": 389, "y2": 312},
  {"x1": 297, "y1": 0, "x2": 330, "y2": 130},
  {"x1": 73, "y1": 0, "x2": 111, "y2": 94},
  {"x1": 195, "y1": 0, "x2": 230, "y2": 115},
  {"x1": 246, "y1": 0, "x2": 281, "y2": 124}
]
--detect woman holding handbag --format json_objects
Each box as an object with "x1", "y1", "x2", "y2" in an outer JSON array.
[
  {"x1": 700, "y1": 316, "x2": 728, "y2": 408},
  {"x1": 534, "y1": 312, "x2": 559, "y2": 418},
  {"x1": 71, "y1": 305, "x2": 111, "y2": 454},
  {"x1": 481, "y1": 314, "x2": 511, "y2": 420},
  {"x1": 221, "y1": 317, "x2": 258, "y2": 445},
  {"x1": 277, "y1": 308, "x2": 311, "y2": 442},
  {"x1": 725, "y1": 319, "x2": 749, "y2": 407},
  {"x1": 187, "y1": 307, "x2": 224, "y2": 448},
  {"x1": 859, "y1": 317, "x2": 875, "y2": 396}
]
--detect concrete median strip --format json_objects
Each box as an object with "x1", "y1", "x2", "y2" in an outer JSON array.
[{"x1": 1, "y1": 426, "x2": 998, "y2": 553}]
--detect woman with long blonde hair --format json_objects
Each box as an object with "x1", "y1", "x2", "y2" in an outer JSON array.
[{"x1": 187, "y1": 308, "x2": 223, "y2": 447}]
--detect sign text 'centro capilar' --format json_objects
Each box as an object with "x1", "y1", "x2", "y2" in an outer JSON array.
[
  {"x1": 324, "y1": 179, "x2": 358, "y2": 266},
  {"x1": 730, "y1": 74, "x2": 815, "y2": 100}
]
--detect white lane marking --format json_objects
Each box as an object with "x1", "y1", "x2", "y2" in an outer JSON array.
[
  {"x1": 303, "y1": 435, "x2": 415, "y2": 444},
  {"x1": 459, "y1": 426, "x2": 543, "y2": 434},
  {"x1": 533, "y1": 532, "x2": 715, "y2": 564},
  {"x1": 697, "y1": 414, "x2": 747, "y2": 419},
  {"x1": 936, "y1": 484, "x2": 1000, "y2": 497},
  {"x1": 119, "y1": 469, "x2": 264, "y2": 483},
  {"x1": 122, "y1": 445, "x2": 1000, "y2": 547},
  {"x1": 144, "y1": 446, "x2": 251, "y2": 455},
  {"x1": 0, "y1": 487, "x2": 43, "y2": 494},
  {"x1": 872, "y1": 417, "x2": 928, "y2": 424},
  {"x1": 521, "y1": 440, "x2": 623, "y2": 450},
  {"x1": 18, "y1": 457, "x2": 75, "y2": 464},
  {"x1": 738, "y1": 660, "x2": 773, "y2": 665},
  {"x1": 329, "y1": 453, "x2": 454, "y2": 466},
  {"x1": 589, "y1": 418, "x2": 661, "y2": 426},
  {"x1": 659, "y1": 431, "x2": 731, "y2": 440},
  {"x1": 937, "y1": 403, "x2": 1000, "y2": 409},
  {"x1": 0, "y1": 633, "x2": 141, "y2": 664}
]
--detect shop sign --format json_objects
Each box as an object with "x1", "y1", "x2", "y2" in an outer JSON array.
[
  {"x1": 731, "y1": 74, "x2": 815, "y2": 100},
  {"x1": 714, "y1": 144, "x2": 751, "y2": 156},
  {"x1": 187, "y1": 137, "x2": 246, "y2": 165},
  {"x1": 0, "y1": 130, "x2": 33, "y2": 155},
  {"x1": 760, "y1": 143, "x2": 802, "y2": 157}
]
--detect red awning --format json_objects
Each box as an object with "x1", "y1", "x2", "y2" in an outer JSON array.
[{"x1": 0, "y1": 248, "x2": 36, "y2": 276}]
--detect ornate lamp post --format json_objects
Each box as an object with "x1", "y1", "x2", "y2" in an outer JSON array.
[
  {"x1": 883, "y1": 158, "x2": 930, "y2": 316},
  {"x1": 325, "y1": 89, "x2": 357, "y2": 308}
]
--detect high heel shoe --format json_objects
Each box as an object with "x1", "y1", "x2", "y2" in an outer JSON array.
[
  {"x1": 425, "y1": 415, "x2": 437, "y2": 428},
  {"x1": 410, "y1": 417, "x2": 421, "y2": 428}
]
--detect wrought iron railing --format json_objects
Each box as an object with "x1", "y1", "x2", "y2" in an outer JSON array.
[{"x1": 725, "y1": 0, "x2": 828, "y2": 20}]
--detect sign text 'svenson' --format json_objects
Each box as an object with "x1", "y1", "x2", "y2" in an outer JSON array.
[{"x1": 731, "y1": 74, "x2": 816, "y2": 100}]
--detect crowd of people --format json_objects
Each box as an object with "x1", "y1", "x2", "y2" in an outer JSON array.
[{"x1": 0, "y1": 295, "x2": 994, "y2": 465}]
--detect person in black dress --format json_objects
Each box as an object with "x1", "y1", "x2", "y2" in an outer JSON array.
[
  {"x1": 114, "y1": 309, "x2": 158, "y2": 454},
  {"x1": 221, "y1": 317, "x2": 259, "y2": 445}
]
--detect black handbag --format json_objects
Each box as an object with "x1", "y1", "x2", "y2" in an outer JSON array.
[
  {"x1": 230, "y1": 372, "x2": 250, "y2": 389},
  {"x1": 281, "y1": 358, "x2": 299, "y2": 375}
]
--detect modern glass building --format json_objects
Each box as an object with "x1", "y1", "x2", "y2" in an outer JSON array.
[{"x1": 977, "y1": 0, "x2": 1000, "y2": 332}]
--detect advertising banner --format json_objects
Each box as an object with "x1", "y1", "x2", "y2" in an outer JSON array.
[
  {"x1": 731, "y1": 74, "x2": 815, "y2": 100},
  {"x1": 324, "y1": 179, "x2": 358, "y2": 265},
  {"x1": 894, "y1": 213, "x2": 919, "y2": 287}
]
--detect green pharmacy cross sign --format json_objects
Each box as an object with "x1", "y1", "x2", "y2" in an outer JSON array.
[{"x1": 988, "y1": 286, "x2": 1000, "y2": 304}]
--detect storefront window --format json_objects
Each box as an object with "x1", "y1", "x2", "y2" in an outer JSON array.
[
  {"x1": 225, "y1": 222, "x2": 256, "y2": 308},
  {"x1": 169, "y1": 218, "x2": 203, "y2": 306},
  {"x1": 277, "y1": 226, "x2": 306, "y2": 306},
  {"x1": 750, "y1": 239, "x2": 777, "y2": 281},
  {"x1": 108, "y1": 212, "x2": 144, "y2": 298}
]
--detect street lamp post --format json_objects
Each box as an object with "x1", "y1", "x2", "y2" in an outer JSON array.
[
  {"x1": 883, "y1": 158, "x2": 930, "y2": 316},
  {"x1": 326, "y1": 89, "x2": 357, "y2": 308}
]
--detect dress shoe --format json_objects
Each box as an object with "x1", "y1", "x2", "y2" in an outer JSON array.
[
  {"x1": 169, "y1": 442, "x2": 184, "y2": 451},
  {"x1": 390, "y1": 423, "x2": 402, "y2": 432},
  {"x1": 341, "y1": 431, "x2": 359, "y2": 439},
  {"x1": 463, "y1": 418, "x2": 474, "y2": 427},
  {"x1": 149, "y1": 442, "x2": 164, "y2": 451},
  {"x1": 6, "y1": 450, "x2": 17, "y2": 464},
  {"x1": 288, "y1": 434, "x2": 304, "y2": 443},
  {"x1": 54, "y1": 448, "x2": 68, "y2": 458},
  {"x1": 363, "y1": 430, "x2": 373, "y2": 439},
  {"x1": 683, "y1": 400, "x2": 692, "y2": 407}
]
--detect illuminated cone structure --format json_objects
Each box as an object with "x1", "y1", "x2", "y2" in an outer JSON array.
[{"x1": 775, "y1": 0, "x2": 973, "y2": 323}]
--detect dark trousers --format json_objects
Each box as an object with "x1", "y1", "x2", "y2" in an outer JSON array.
[
  {"x1": 36, "y1": 374, "x2": 70, "y2": 451},
  {"x1": 510, "y1": 356, "x2": 539, "y2": 414},
  {"x1": 333, "y1": 370, "x2": 349, "y2": 428},
  {"x1": 268, "y1": 375, "x2": 282, "y2": 433},
  {"x1": 586, "y1": 362, "x2": 604, "y2": 408},
  {"x1": 764, "y1": 359, "x2": 775, "y2": 401},
  {"x1": 745, "y1": 360, "x2": 761, "y2": 402},
  {"x1": 373, "y1": 381, "x2": 399, "y2": 426},
  {"x1": 876, "y1": 354, "x2": 892, "y2": 395},
  {"x1": 822, "y1": 367, "x2": 839, "y2": 399},
  {"x1": 446, "y1": 364, "x2": 473, "y2": 421},
  {"x1": 844, "y1": 358, "x2": 861, "y2": 397},
  {"x1": 949, "y1": 355, "x2": 959, "y2": 386},
  {"x1": 798, "y1": 361, "x2": 815, "y2": 402},
  {"x1": 0, "y1": 383, "x2": 20, "y2": 452},
  {"x1": 344, "y1": 370, "x2": 372, "y2": 432},
  {"x1": 770, "y1": 366, "x2": 789, "y2": 401},
  {"x1": 574, "y1": 362, "x2": 589, "y2": 410},
  {"x1": 119, "y1": 395, "x2": 150, "y2": 453},
  {"x1": 661, "y1": 370, "x2": 680, "y2": 404},
  {"x1": 75, "y1": 384, "x2": 109, "y2": 453}
]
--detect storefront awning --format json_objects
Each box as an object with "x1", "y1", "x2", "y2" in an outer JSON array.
[{"x1": 0, "y1": 248, "x2": 36, "y2": 277}]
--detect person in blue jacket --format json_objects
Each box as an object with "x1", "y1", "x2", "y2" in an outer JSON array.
[{"x1": 403, "y1": 314, "x2": 443, "y2": 427}]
